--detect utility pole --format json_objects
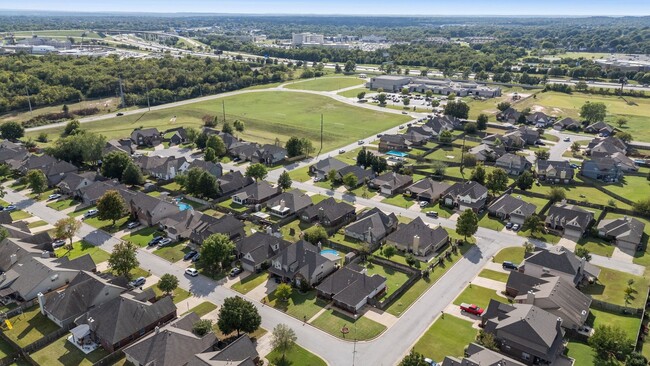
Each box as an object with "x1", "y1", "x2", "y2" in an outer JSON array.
[
  {"x1": 222, "y1": 100, "x2": 226, "y2": 124},
  {"x1": 460, "y1": 134, "x2": 467, "y2": 181},
  {"x1": 145, "y1": 85, "x2": 151, "y2": 111},
  {"x1": 25, "y1": 88, "x2": 33, "y2": 116},
  {"x1": 118, "y1": 77, "x2": 126, "y2": 109},
  {"x1": 317, "y1": 114, "x2": 323, "y2": 157}
]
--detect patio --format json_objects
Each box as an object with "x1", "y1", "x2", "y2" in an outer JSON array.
[{"x1": 68, "y1": 324, "x2": 99, "y2": 355}]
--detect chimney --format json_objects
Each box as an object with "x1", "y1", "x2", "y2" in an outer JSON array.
[
  {"x1": 318, "y1": 207, "x2": 325, "y2": 221},
  {"x1": 412, "y1": 235, "x2": 420, "y2": 254},
  {"x1": 279, "y1": 199, "x2": 285, "y2": 210},
  {"x1": 579, "y1": 256, "x2": 586, "y2": 273},
  {"x1": 266, "y1": 226, "x2": 273, "y2": 235},
  {"x1": 155, "y1": 326, "x2": 160, "y2": 334},
  {"x1": 37, "y1": 292, "x2": 46, "y2": 315},
  {"x1": 9, "y1": 254, "x2": 17, "y2": 265},
  {"x1": 41, "y1": 250, "x2": 50, "y2": 258},
  {"x1": 366, "y1": 227, "x2": 372, "y2": 243},
  {"x1": 556, "y1": 317, "x2": 562, "y2": 328},
  {"x1": 526, "y1": 290, "x2": 535, "y2": 304}
]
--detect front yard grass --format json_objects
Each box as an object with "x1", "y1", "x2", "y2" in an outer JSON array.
[
  {"x1": 583, "y1": 267, "x2": 649, "y2": 308},
  {"x1": 31, "y1": 334, "x2": 109, "y2": 366},
  {"x1": 575, "y1": 236, "x2": 615, "y2": 257},
  {"x1": 55, "y1": 240, "x2": 111, "y2": 264},
  {"x1": 421, "y1": 202, "x2": 454, "y2": 218},
  {"x1": 363, "y1": 261, "x2": 410, "y2": 300},
  {"x1": 232, "y1": 272, "x2": 269, "y2": 294},
  {"x1": 311, "y1": 309, "x2": 386, "y2": 341},
  {"x1": 83, "y1": 215, "x2": 130, "y2": 233},
  {"x1": 452, "y1": 284, "x2": 509, "y2": 309},
  {"x1": 478, "y1": 269, "x2": 509, "y2": 282},
  {"x1": 265, "y1": 290, "x2": 328, "y2": 321},
  {"x1": 413, "y1": 315, "x2": 477, "y2": 361},
  {"x1": 217, "y1": 198, "x2": 248, "y2": 212},
  {"x1": 287, "y1": 166, "x2": 311, "y2": 183},
  {"x1": 478, "y1": 213, "x2": 505, "y2": 231},
  {"x1": 3, "y1": 306, "x2": 59, "y2": 347},
  {"x1": 184, "y1": 301, "x2": 218, "y2": 317},
  {"x1": 266, "y1": 344, "x2": 327, "y2": 366},
  {"x1": 381, "y1": 194, "x2": 415, "y2": 209},
  {"x1": 121, "y1": 226, "x2": 165, "y2": 247},
  {"x1": 68, "y1": 205, "x2": 96, "y2": 218},
  {"x1": 10, "y1": 210, "x2": 32, "y2": 221},
  {"x1": 153, "y1": 241, "x2": 192, "y2": 263},
  {"x1": 27, "y1": 220, "x2": 47, "y2": 229},
  {"x1": 46, "y1": 198, "x2": 77, "y2": 211},
  {"x1": 493, "y1": 246, "x2": 526, "y2": 264},
  {"x1": 151, "y1": 285, "x2": 191, "y2": 304},
  {"x1": 516, "y1": 228, "x2": 561, "y2": 244}
]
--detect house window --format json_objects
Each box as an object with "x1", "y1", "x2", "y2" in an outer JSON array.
[{"x1": 522, "y1": 352, "x2": 530, "y2": 360}]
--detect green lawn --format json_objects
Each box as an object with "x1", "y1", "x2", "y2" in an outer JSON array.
[
  {"x1": 265, "y1": 290, "x2": 328, "y2": 321},
  {"x1": 373, "y1": 248, "x2": 423, "y2": 269},
  {"x1": 28, "y1": 91, "x2": 410, "y2": 152},
  {"x1": 31, "y1": 334, "x2": 109, "y2": 366},
  {"x1": 583, "y1": 267, "x2": 649, "y2": 308},
  {"x1": 493, "y1": 246, "x2": 526, "y2": 264},
  {"x1": 589, "y1": 308, "x2": 642, "y2": 340},
  {"x1": 55, "y1": 240, "x2": 111, "y2": 264},
  {"x1": 27, "y1": 188, "x2": 56, "y2": 201},
  {"x1": 422, "y1": 202, "x2": 455, "y2": 218},
  {"x1": 46, "y1": 199, "x2": 78, "y2": 211},
  {"x1": 121, "y1": 226, "x2": 165, "y2": 247},
  {"x1": 10, "y1": 210, "x2": 32, "y2": 221},
  {"x1": 279, "y1": 219, "x2": 313, "y2": 243},
  {"x1": 184, "y1": 301, "x2": 218, "y2": 317},
  {"x1": 83, "y1": 215, "x2": 130, "y2": 233},
  {"x1": 516, "y1": 229, "x2": 561, "y2": 244},
  {"x1": 381, "y1": 194, "x2": 415, "y2": 209},
  {"x1": 161, "y1": 181, "x2": 182, "y2": 191},
  {"x1": 4, "y1": 306, "x2": 59, "y2": 347},
  {"x1": 453, "y1": 284, "x2": 509, "y2": 310},
  {"x1": 478, "y1": 213, "x2": 505, "y2": 231},
  {"x1": 0, "y1": 338, "x2": 14, "y2": 359},
  {"x1": 363, "y1": 262, "x2": 410, "y2": 300},
  {"x1": 27, "y1": 220, "x2": 48, "y2": 229},
  {"x1": 68, "y1": 205, "x2": 95, "y2": 218},
  {"x1": 232, "y1": 272, "x2": 269, "y2": 294},
  {"x1": 153, "y1": 241, "x2": 192, "y2": 263},
  {"x1": 150, "y1": 285, "x2": 192, "y2": 304},
  {"x1": 288, "y1": 166, "x2": 311, "y2": 183},
  {"x1": 328, "y1": 232, "x2": 364, "y2": 251},
  {"x1": 104, "y1": 266, "x2": 151, "y2": 280},
  {"x1": 529, "y1": 184, "x2": 632, "y2": 210},
  {"x1": 566, "y1": 340, "x2": 596, "y2": 366},
  {"x1": 266, "y1": 344, "x2": 327, "y2": 366},
  {"x1": 478, "y1": 269, "x2": 509, "y2": 282},
  {"x1": 427, "y1": 145, "x2": 464, "y2": 163},
  {"x1": 413, "y1": 315, "x2": 477, "y2": 361},
  {"x1": 517, "y1": 195, "x2": 549, "y2": 214},
  {"x1": 285, "y1": 77, "x2": 365, "y2": 92},
  {"x1": 310, "y1": 309, "x2": 386, "y2": 341},
  {"x1": 575, "y1": 236, "x2": 615, "y2": 257},
  {"x1": 218, "y1": 198, "x2": 248, "y2": 212},
  {"x1": 338, "y1": 87, "x2": 370, "y2": 98},
  {"x1": 601, "y1": 175, "x2": 650, "y2": 203}
]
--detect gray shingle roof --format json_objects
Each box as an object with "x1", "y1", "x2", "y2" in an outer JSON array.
[
  {"x1": 370, "y1": 172, "x2": 412, "y2": 191},
  {"x1": 316, "y1": 265, "x2": 386, "y2": 309},
  {"x1": 386, "y1": 217, "x2": 448, "y2": 252},
  {"x1": 597, "y1": 216, "x2": 645, "y2": 246},
  {"x1": 442, "y1": 342, "x2": 526, "y2": 366},
  {"x1": 311, "y1": 157, "x2": 349, "y2": 174},
  {"x1": 265, "y1": 189, "x2": 313, "y2": 213},
  {"x1": 405, "y1": 178, "x2": 451, "y2": 200},
  {"x1": 232, "y1": 181, "x2": 280, "y2": 202},
  {"x1": 488, "y1": 194, "x2": 536, "y2": 218},
  {"x1": 269, "y1": 240, "x2": 331, "y2": 281},
  {"x1": 524, "y1": 246, "x2": 600, "y2": 280},
  {"x1": 345, "y1": 208, "x2": 397, "y2": 240},
  {"x1": 236, "y1": 232, "x2": 291, "y2": 267},
  {"x1": 302, "y1": 198, "x2": 355, "y2": 223},
  {"x1": 189, "y1": 334, "x2": 258, "y2": 366},
  {"x1": 545, "y1": 204, "x2": 594, "y2": 232}
]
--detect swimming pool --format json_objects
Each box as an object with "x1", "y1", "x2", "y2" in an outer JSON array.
[
  {"x1": 178, "y1": 203, "x2": 192, "y2": 211},
  {"x1": 320, "y1": 249, "x2": 339, "y2": 256},
  {"x1": 386, "y1": 150, "x2": 409, "y2": 158}
]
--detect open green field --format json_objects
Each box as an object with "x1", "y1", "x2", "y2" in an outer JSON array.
[
  {"x1": 285, "y1": 77, "x2": 365, "y2": 92},
  {"x1": 1, "y1": 97, "x2": 119, "y2": 125},
  {"x1": 266, "y1": 344, "x2": 327, "y2": 366},
  {"x1": 311, "y1": 309, "x2": 386, "y2": 341},
  {"x1": 515, "y1": 91, "x2": 650, "y2": 142},
  {"x1": 28, "y1": 91, "x2": 410, "y2": 152},
  {"x1": 601, "y1": 175, "x2": 650, "y2": 203},
  {"x1": 338, "y1": 87, "x2": 370, "y2": 98},
  {"x1": 413, "y1": 315, "x2": 477, "y2": 361},
  {"x1": 529, "y1": 183, "x2": 632, "y2": 210}
]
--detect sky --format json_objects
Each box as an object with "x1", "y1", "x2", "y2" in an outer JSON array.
[{"x1": 3, "y1": 0, "x2": 650, "y2": 16}]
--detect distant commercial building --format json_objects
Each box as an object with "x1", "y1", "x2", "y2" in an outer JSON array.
[
  {"x1": 291, "y1": 33, "x2": 324, "y2": 46},
  {"x1": 16, "y1": 36, "x2": 71, "y2": 49},
  {"x1": 367, "y1": 75, "x2": 501, "y2": 98},
  {"x1": 594, "y1": 56, "x2": 650, "y2": 72}
]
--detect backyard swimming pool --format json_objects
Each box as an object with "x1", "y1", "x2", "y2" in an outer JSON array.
[
  {"x1": 178, "y1": 203, "x2": 192, "y2": 211},
  {"x1": 320, "y1": 249, "x2": 338, "y2": 256}
]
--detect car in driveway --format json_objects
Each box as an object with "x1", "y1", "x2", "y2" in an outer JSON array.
[
  {"x1": 502, "y1": 261, "x2": 519, "y2": 270},
  {"x1": 52, "y1": 239, "x2": 66, "y2": 249},
  {"x1": 48, "y1": 194, "x2": 62, "y2": 201},
  {"x1": 4, "y1": 205, "x2": 16, "y2": 212},
  {"x1": 126, "y1": 221, "x2": 140, "y2": 229},
  {"x1": 184, "y1": 250, "x2": 198, "y2": 260},
  {"x1": 83, "y1": 209, "x2": 98, "y2": 219},
  {"x1": 229, "y1": 267, "x2": 243, "y2": 277},
  {"x1": 147, "y1": 236, "x2": 163, "y2": 247},
  {"x1": 185, "y1": 268, "x2": 199, "y2": 277},
  {"x1": 511, "y1": 223, "x2": 520, "y2": 231},
  {"x1": 419, "y1": 201, "x2": 428, "y2": 208},
  {"x1": 128, "y1": 277, "x2": 146, "y2": 288},
  {"x1": 157, "y1": 238, "x2": 173, "y2": 247},
  {"x1": 505, "y1": 222, "x2": 514, "y2": 230},
  {"x1": 191, "y1": 253, "x2": 201, "y2": 262},
  {"x1": 460, "y1": 303, "x2": 484, "y2": 316}
]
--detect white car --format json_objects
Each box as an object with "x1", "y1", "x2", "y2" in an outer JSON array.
[
  {"x1": 419, "y1": 201, "x2": 428, "y2": 207},
  {"x1": 52, "y1": 239, "x2": 66, "y2": 248},
  {"x1": 157, "y1": 238, "x2": 173, "y2": 247},
  {"x1": 83, "y1": 209, "x2": 98, "y2": 218},
  {"x1": 126, "y1": 221, "x2": 140, "y2": 229},
  {"x1": 185, "y1": 268, "x2": 199, "y2": 277},
  {"x1": 48, "y1": 194, "x2": 62, "y2": 201}
]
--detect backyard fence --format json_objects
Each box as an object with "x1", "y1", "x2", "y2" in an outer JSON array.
[
  {"x1": 590, "y1": 299, "x2": 643, "y2": 317},
  {"x1": 93, "y1": 350, "x2": 125, "y2": 366},
  {"x1": 22, "y1": 322, "x2": 74, "y2": 354}
]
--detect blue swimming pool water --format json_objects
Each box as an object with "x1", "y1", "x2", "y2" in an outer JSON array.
[
  {"x1": 320, "y1": 249, "x2": 339, "y2": 256},
  {"x1": 178, "y1": 203, "x2": 192, "y2": 211},
  {"x1": 386, "y1": 150, "x2": 409, "y2": 157}
]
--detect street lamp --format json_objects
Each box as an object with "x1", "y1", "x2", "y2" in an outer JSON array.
[{"x1": 352, "y1": 314, "x2": 358, "y2": 366}]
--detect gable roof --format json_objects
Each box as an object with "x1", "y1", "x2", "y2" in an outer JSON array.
[
  {"x1": 345, "y1": 208, "x2": 397, "y2": 239},
  {"x1": 232, "y1": 181, "x2": 279, "y2": 202},
  {"x1": 445, "y1": 181, "x2": 488, "y2": 201},
  {"x1": 302, "y1": 197, "x2": 355, "y2": 222},
  {"x1": 311, "y1": 157, "x2": 349, "y2": 174},
  {"x1": 496, "y1": 153, "x2": 530, "y2": 170},
  {"x1": 316, "y1": 264, "x2": 386, "y2": 308},
  {"x1": 597, "y1": 216, "x2": 645, "y2": 245},
  {"x1": 536, "y1": 160, "x2": 574, "y2": 178},
  {"x1": 442, "y1": 342, "x2": 526, "y2": 366},
  {"x1": 386, "y1": 217, "x2": 448, "y2": 248},
  {"x1": 217, "y1": 171, "x2": 254, "y2": 196},
  {"x1": 189, "y1": 335, "x2": 258, "y2": 366},
  {"x1": 370, "y1": 172, "x2": 412, "y2": 190},
  {"x1": 488, "y1": 194, "x2": 536, "y2": 217},
  {"x1": 189, "y1": 214, "x2": 245, "y2": 243},
  {"x1": 265, "y1": 189, "x2": 313, "y2": 212},
  {"x1": 337, "y1": 165, "x2": 374, "y2": 183},
  {"x1": 468, "y1": 143, "x2": 506, "y2": 161},
  {"x1": 406, "y1": 178, "x2": 451, "y2": 200},
  {"x1": 270, "y1": 240, "x2": 332, "y2": 280},
  {"x1": 545, "y1": 203, "x2": 594, "y2": 232},
  {"x1": 524, "y1": 246, "x2": 600, "y2": 280},
  {"x1": 236, "y1": 232, "x2": 291, "y2": 267}
]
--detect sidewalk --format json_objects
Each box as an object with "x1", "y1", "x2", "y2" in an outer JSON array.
[{"x1": 470, "y1": 277, "x2": 506, "y2": 292}]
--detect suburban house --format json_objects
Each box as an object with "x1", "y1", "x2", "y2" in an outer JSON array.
[
  {"x1": 56, "y1": 172, "x2": 101, "y2": 196},
  {"x1": 188, "y1": 159, "x2": 223, "y2": 178},
  {"x1": 481, "y1": 299, "x2": 568, "y2": 365},
  {"x1": 316, "y1": 264, "x2": 387, "y2": 313},
  {"x1": 164, "y1": 127, "x2": 188, "y2": 146},
  {"x1": 495, "y1": 153, "x2": 531, "y2": 175},
  {"x1": 469, "y1": 143, "x2": 505, "y2": 162},
  {"x1": 487, "y1": 194, "x2": 537, "y2": 225},
  {"x1": 497, "y1": 107, "x2": 522, "y2": 123},
  {"x1": 77, "y1": 180, "x2": 129, "y2": 205},
  {"x1": 0, "y1": 140, "x2": 28, "y2": 166},
  {"x1": 586, "y1": 136, "x2": 626, "y2": 157},
  {"x1": 584, "y1": 121, "x2": 614, "y2": 136},
  {"x1": 386, "y1": 217, "x2": 449, "y2": 256},
  {"x1": 126, "y1": 191, "x2": 180, "y2": 227},
  {"x1": 189, "y1": 214, "x2": 246, "y2": 243},
  {"x1": 580, "y1": 157, "x2": 624, "y2": 182},
  {"x1": 526, "y1": 111, "x2": 555, "y2": 127},
  {"x1": 403, "y1": 126, "x2": 430, "y2": 145},
  {"x1": 424, "y1": 115, "x2": 462, "y2": 135},
  {"x1": 536, "y1": 160, "x2": 574, "y2": 184},
  {"x1": 266, "y1": 189, "x2": 313, "y2": 218},
  {"x1": 159, "y1": 210, "x2": 218, "y2": 241},
  {"x1": 336, "y1": 165, "x2": 374, "y2": 187},
  {"x1": 510, "y1": 126, "x2": 540, "y2": 145},
  {"x1": 190, "y1": 334, "x2": 259, "y2": 366},
  {"x1": 545, "y1": 203, "x2": 594, "y2": 240},
  {"x1": 368, "y1": 172, "x2": 413, "y2": 195},
  {"x1": 251, "y1": 144, "x2": 287, "y2": 166},
  {"x1": 103, "y1": 139, "x2": 134, "y2": 156},
  {"x1": 232, "y1": 181, "x2": 281, "y2": 206},
  {"x1": 378, "y1": 134, "x2": 412, "y2": 152},
  {"x1": 300, "y1": 198, "x2": 356, "y2": 227},
  {"x1": 609, "y1": 152, "x2": 638, "y2": 172},
  {"x1": 236, "y1": 232, "x2": 291, "y2": 272},
  {"x1": 441, "y1": 342, "x2": 526, "y2": 366},
  {"x1": 344, "y1": 208, "x2": 398, "y2": 245},
  {"x1": 134, "y1": 155, "x2": 190, "y2": 180},
  {"x1": 404, "y1": 178, "x2": 451, "y2": 203},
  {"x1": 130, "y1": 128, "x2": 162, "y2": 147},
  {"x1": 41, "y1": 271, "x2": 126, "y2": 328},
  {"x1": 230, "y1": 143, "x2": 259, "y2": 162},
  {"x1": 269, "y1": 240, "x2": 337, "y2": 286},
  {"x1": 19, "y1": 154, "x2": 78, "y2": 186},
  {"x1": 73, "y1": 290, "x2": 177, "y2": 352},
  {"x1": 553, "y1": 117, "x2": 581, "y2": 131},
  {"x1": 522, "y1": 246, "x2": 601, "y2": 285},
  {"x1": 310, "y1": 157, "x2": 349, "y2": 180},
  {"x1": 123, "y1": 312, "x2": 216, "y2": 366},
  {"x1": 597, "y1": 216, "x2": 646, "y2": 253},
  {"x1": 482, "y1": 133, "x2": 524, "y2": 151},
  {"x1": 441, "y1": 181, "x2": 489, "y2": 213},
  {"x1": 506, "y1": 271, "x2": 591, "y2": 330},
  {"x1": 217, "y1": 171, "x2": 254, "y2": 197}
]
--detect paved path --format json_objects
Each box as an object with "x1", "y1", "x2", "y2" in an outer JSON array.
[{"x1": 470, "y1": 277, "x2": 506, "y2": 292}]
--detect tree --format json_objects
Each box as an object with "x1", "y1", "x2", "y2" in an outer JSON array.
[
  {"x1": 456, "y1": 209, "x2": 479, "y2": 241},
  {"x1": 200, "y1": 233, "x2": 234, "y2": 274},
  {"x1": 0, "y1": 227, "x2": 7, "y2": 242},
  {"x1": 464, "y1": 122, "x2": 477, "y2": 134},
  {"x1": 101, "y1": 151, "x2": 131, "y2": 180},
  {"x1": 0, "y1": 121, "x2": 24, "y2": 140},
  {"x1": 245, "y1": 163, "x2": 268, "y2": 181},
  {"x1": 204, "y1": 147, "x2": 216, "y2": 162},
  {"x1": 157, "y1": 273, "x2": 179, "y2": 296},
  {"x1": 405, "y1": 253, "x2": 417, "y2": 267},
  {"x1": 476, "y1": 114, "x2": 488, "y2": 130},
  {"x1": 589, "y1": 325, "x2": 633, "y2": 361},
  {"x1": 496, "y1": 102, "x2": 511, "y2": 112},
  {"x1": 278, "y1": 170, "x2": 292, "y2": 191},
  {"x1": 535, "y1": 150, "x2": 550, "y2": 160},
  {"x1": 342, "y1": 172, "x2": 358, "y2": 189},
  {"x1": 285, "y1": 137, "x2": 303, "y2": 158},
  {"x1": 616, "y1": 131, "x2": 633, "y2": 143},
  {"x1": 233, "y1": 120, "x2": 245, "y2": 132},
  {"x1": 54, "y1": 217, "x2": 81, "y2": 250},
  {"x1": 398, "y1": 349, "x2": 429, "y2": 366},
  {"x1": 521, "y1": 215, "x2": 544, "y2": 236},
  {"x1": 303, "y1": 226, "x2": 328, "y2": 245},
  {"x1": 275, "y1": 283, "x2": 292, "y2": 302},
  {"x1": 438, "y1": 130, "x2": 453, "y2": 144},
  {"x1": 202, "y1": 114, "x2": 217, "y2": 127},
  {"x1": 485, "y1": 168, "x2": 508, "y2": 195},
  {"x1": 516, "y1": 171, "x2": 534, "y2": 191},
  {"x1": 97, "y1": 190, "x2": 127, "y2": 226},
  {"x1": 299, "y1": 138, "x2": 314, "y2": 157},
  {"x1": 195, "y1": 133, "x2": 208, "y2": 149},
  {"x1": 272, "y1": 324, "x2": 297, "y2": 362},
  {"x1": 26, "y1": 169, "x2": 47, "y2": 197},
  {"x1": 62, "y1": 104, "x2": 70, "y2": 116},
  {"x1": 357, "y1": 148, "x2": 369, "y2": 167},
  {"x1": 334, "y1": 63, "x2": 342, "y2": 73},
  {"x1": 425, "y1": 90, "x2": 433, "y2": 98},
  {"x1": 63, "y1": 120, "x2": 81, "y2": 136},
  {"x1": 344, "y1": 60, "x2": 356, "y2": 73},
  {"x1": 382, "y1": 245, "x2": 397, "y2": 260},
  {"x1": 206, "y1": 135, "x2": 226, "y2": 156},
  {"x1": 470, "y1": 165, "x2": 486, "y2": 185},
  {"x1": 370, "y1": 156, "x2": 388, "y2": 174},
  {"x1": 444, "y1": 100, "x2": 470, "y2": 119},
  {"x1": 222, "y1": 122, "x2": 234, "y2": 135},
  {"x1": 431, "y1": 161, "x2": 447, "y2": 176},
  {"x1": 185, "y1": 127, "x2": 199, "y2": 144},
  {"x1": 192, "y1": 319, "x2": 213, "y2": 336},
  {"x1": 617, "y1": 118, "x2": 628, "y2": 128},
  {"x1": 580, "y1": 102, "x2": 607, "y2": 123},
  {"x1": 626, "y1": 352, "x2": 648, "y2": 366},
  {"x1": 477, "y1": 330, "x2": 498, "y2": 350},
  {"x1": 571, "y1": 141, "x2": 581, "y2": 153},
  {"x1": 217, "y1": 296, "x2": 261, "y2": 336},
  {"x1": 326, "y1": 169, "x2": 338, "y2": 183},
  {"x1": 377, "y1": 93, "x2": 387, "y2": 105},
  {"x1": 549, "y1": 187, "x2": 567, "y2": 202},
  {"x1": 575, "y1": 247, "x2": 592, "y2": 262},
  {"x1": 108, "y1": 241, "x2": 139, "y2": 279},
  {"x1": 357, "y1": 91, "x2": 366, "y2": 101},
  {"x1": 575, "y1": 81, "x2": 588, "y2": 91},
  {"x1": 36, "y1": 132, "x2": 48, "y2": 143},
  {"x1": 122, "y1": 162, "x2": 144, "y2": 185},
  {"x1": 402, "y1": 96, "x2": 410, "y2": 106},
  {"x1": 47, "y1": 131, "x2": 106, "y2": 166},
  {"x1": 401, "y1": 87, "x2": 409, "y2": 95}
]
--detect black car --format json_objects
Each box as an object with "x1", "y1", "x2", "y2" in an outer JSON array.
[
  {"x1": 505, "y1": 222, "x2": 514, "y2": 230},
  {"x1": 184, "y1": 250, "x2": 198, "y2": 260},
  {"x1": 191, "y1": 253, "x2": 201, "y2": 262},
  {"x1": 116, "y1": 112, "x2": 124, "y2": 116},
  {"x1": 502, "y1": 261, "x2": 518, "y2": 270},
  {"x1": 147, "y1": 236, "x2": 163, "y2": 247}
]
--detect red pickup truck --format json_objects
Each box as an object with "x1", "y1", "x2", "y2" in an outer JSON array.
[{"x1": 460, "y1": 303, "x2": 484, "y2": 316}]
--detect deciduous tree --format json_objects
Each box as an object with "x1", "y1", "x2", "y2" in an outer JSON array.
[
  {"x1": 272, "y1": 324, "x2": 297, "y2": 362},
  {"x1": 97, "y1": 189, "x2": 127, "y2": 226},
  {"x1": 122, "y1": 162, "x2": 144, "y2": 185},
  {"x1": 217, "y1": 296, "x2": 261, "y2": 336},
  {"x1": 444, "y1": 100, "x2": 470, "y2": 119},
  {"x1": 476, "y1": 114, "x2": 488, "y2": 130},
  {"x1": 275, "y1": 283, "x2": 292, "y2": 302},
  {"x1": 456, "y1": 209, "x2": 478, "y2": 241},
  {"x1": 108, "y1": 241, "x2": 139, "y2": 279},
  {"x1": 399, "y1": 349, "x2": 429, "y2": 366},
  {"x1": 516, "y1": 171, "x2": 534, "y2": 191},
  {"x1": 101, "y1": 151, "x2": 131, "y2": 180},
  {"x1": 26, "y1": 169, "x2": 47, "y2": 196},
  {"x1": 157, "y1": 273, "x2": 179, "y2": 296},
  {"x1": 549, "y1": 187, "x2": 567, "y2": 202},
  {"x1": 245, "y1": 163, "x2": 268, "y2": 181},
  {"x1": 580, "y1": 102, "x2": 607, "y2": 123},
  {"x1": 0, "y1": 121, "x2": 24, "y2": 140},
  {"x1": 342, "y1": 172, "x2": 358, "y2": 189},
  {"x1": 278, "y1": 171, "x2": 293, "y2": 191},
  {"x1": 200, "y1": 233, "x2": 234, "y2": 273},
  {"x1": 470, "y1": 165, "x2": 486, "y2": 185},
  {"x1": 54, "y1": 217, "x2": 82, "y2": 250},
  {"x1": 206, "y1": 135, "x2": 226, "y2": 156},
  {"x1": 589, "y1": 325, "x2": 633, "y2": 361}
]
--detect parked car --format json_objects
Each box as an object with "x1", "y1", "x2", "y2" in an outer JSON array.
[
  {"x1": 502, "y1": 261, "x2": 519, "y2": 270},
  {"x1": 126, "y1": 221, "x2": 140, "y2": 229},
  {"x1": 358, "y1": 140, "x2": 364, "y2": 145},
  {"x1": 398, "y1": 125, "x2": 405, "y2": 129},
  {"x1": 191, "y1": 253, "x2": 201, "y2": 262},
  {"x1": 459, "y1": 303, "x2": 484, "y2": 316},
  {"x1": 147, "y1": 236, "x2": 163, "y2": 247},
  {"x1": 47, "y1": 194, "x2": 61, "y2": 201},
  {"x1": 534, "y1": 140, "x2": 546, "y2": 146},
  {"x1": 401, "y1": 111, "x2": 408, "y2": 114},
  {"x1": 339, "y1": 149, "x2": 345, "y2": 154},
  {"x1": 570, "y1": 163, "x2": 579, "y2": 169},
  {"x1": 376, "y1": 134, "x2": 383, "y2": 138},
  {"x1": 505, "y1": 222, "x2": 514, "y2": 230},
  {"x1": 419, "y1": 201, "x2": 428, "y2": 208},
  {"x1": 184, "y1": 250, "x2": 198, "y2": 260},
  {"x1": 563, "y1": 137, "x2": 571, "y2": 142},
  {"x1": 229, "y1": 267, "x2": 243, "y2": 277},
  {"x1": 185, "y1": 268, "x2": 199, "y2": 277},
  {"x1": 52, "y1": 239, "x2": 66, "y2": 249},
  {"x1": 83, "y1": 209, "x2": 98, "y2": 219},
  {"x1": 157, "y1": 238, "x2": 173, "y2": 247},
  {"x1": 128, "y1": 277, "x2": 146, "y2": 288},
  {"x1": 116, "y1": 112, "x2": 124, "y2": 116},
  {"x1": 426, "y1": 211, "x2": 439, "y2": 218},
  {"x1": 512, "y1": 223, "x2": 520, "y2": 231},
  {"x1": 424, "y1": 358, "x2": 437, "y2": 366},
  {"x1": 4, "y1": 205, "x2": 16, "y2": 212}
]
